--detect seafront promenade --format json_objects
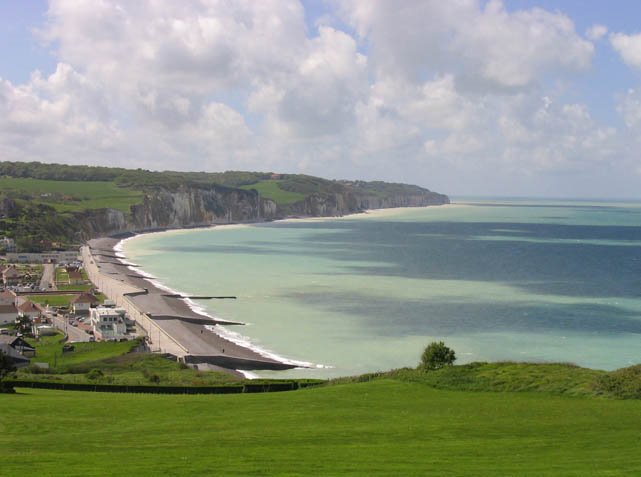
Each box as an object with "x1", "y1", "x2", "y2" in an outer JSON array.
[{"x1": 82, "y1": 237, "x2": 296, "y2": 372}]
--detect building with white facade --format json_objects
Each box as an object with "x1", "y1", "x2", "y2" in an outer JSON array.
[
  {"x1": 90, "y1": 306, "x2": 128, "y2": 341},
  {"x1": 6, "y1": 250, "x2": 79, "y2": 264},
  {"x1": 17, "y1": 300, "x2": 41, "y2": 320},
  {"x1": 71, "y1": 293, "x2": 98, "y2": 315}
]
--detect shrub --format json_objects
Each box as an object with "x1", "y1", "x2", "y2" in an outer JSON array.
[
  {"x1": 25, "y1": 364, "x2": 51, "y2": 374},
  {"x1": 0, "y1": 351, "x2": 16, "y2": 393},
  {"x1": 86, "y1": 369, "x2": 104, "y2": 380},
  {"x1": 593, "y1": 365, "x2": 641, "y2": 399},
  {"x1": 420, "y1": 341, "x2": 456, "y2": 371}
]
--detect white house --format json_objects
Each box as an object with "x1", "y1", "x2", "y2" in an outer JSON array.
[
  {"x1": 17, "y1": 300, "x2": 41, "y2": 320},
  {"x1": 70, "y1": 293, "x2": 98, "y2": 314},
  {"x1": 90, "y1": 307, "x2": 128, "y2": 341}
]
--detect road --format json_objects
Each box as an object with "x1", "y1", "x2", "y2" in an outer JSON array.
[
  {"x1": 39, "y1": 263, "x2": 55, "y2": 290},
  {"x1": 50, "y1": 313, "x2": 90, "y2": 342}
]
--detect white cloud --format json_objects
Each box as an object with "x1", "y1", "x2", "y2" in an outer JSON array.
[
  {"x1": 338, "y1": 0, "x2": 593, "y2": 88},
  {"x1": 249, "y1": 26, "x2": 368, "y2": 138},
  {"x1": 0, "y1": 63, "x2": 122, "y2": 163},
  {"x1": 586, "y1": 24, "x2": 607, "y2": 41},
  {"x1": 617, "y1": 88, "x2": 641, "y2": 127},
  {"x1": 0, "y1": 0, "x2": 636, "y2": 197},
  {"x1": 610, "y1": 32, "x2": 641, "y2": 69},
  {"x1": 43, "y1": 0, "x2": 307, "y2": 93}
]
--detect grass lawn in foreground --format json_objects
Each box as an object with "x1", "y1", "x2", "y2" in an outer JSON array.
[{"x1": 1, "y1": 380, "x2": 641, "y2": 476}]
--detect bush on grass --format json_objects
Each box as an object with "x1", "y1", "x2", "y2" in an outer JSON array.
[{"x1": 420, "y1": 341, "x2": 456, "y2": 371}]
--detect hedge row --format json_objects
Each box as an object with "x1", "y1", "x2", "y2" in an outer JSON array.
[{"x1": 9, "y1": 380, "x2": 321, "y2": 395}]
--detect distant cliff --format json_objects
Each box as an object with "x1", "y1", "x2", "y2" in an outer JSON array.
[
  {"x1": 73, "y1": 183, "x2": 448, "y2": 239},
  {"x1": 0, "y1": 161, "x2": 449, "y2": 249}
]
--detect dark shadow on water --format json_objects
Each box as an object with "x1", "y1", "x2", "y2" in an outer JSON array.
[
  {"x1": 274, "y1": 220, "x2": 641, "y2": 299},
  {"x1": 283, "y1": 290, "x2": 641, "y2": 337},
  {"x1": 156, "y1": 217, "x2": 641, "y2": 299}
]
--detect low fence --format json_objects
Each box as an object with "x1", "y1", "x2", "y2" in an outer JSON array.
[{"x1": 9, "y1": 379, "x2": 321, "y2": 395}]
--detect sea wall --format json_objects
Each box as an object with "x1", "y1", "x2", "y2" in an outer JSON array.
[{"x1": 81, "y1": 246, "x2": 187, "y2": 357}]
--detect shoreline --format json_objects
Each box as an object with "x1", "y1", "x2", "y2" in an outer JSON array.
[
  {"x1": 87, "y1": 204, "x2": 453, "y2": 376},
  {"x1": 115, "y1": 236, "x2": 320, "y2": 372},
  {"x1": 84, "y1": 237, "x2": 300, "y2": 374}
]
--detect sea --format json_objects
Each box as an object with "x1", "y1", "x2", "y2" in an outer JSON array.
[{"x1": 122, "y1": 199, "x2": 641, "y2": 379}]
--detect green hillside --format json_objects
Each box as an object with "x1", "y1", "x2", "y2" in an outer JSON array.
[
  {"x1": 2, "y1": 379, "x2": 641, "y2": 476},
  {"x1": 239, "y1": 179, "x2": 307, "y2": 205},
  {"x1": 0, "y1": 177, "x2": 143, "y2": 213},
  {"x1": 4, "y1": 336, "x2": 641, "y2": 474}
]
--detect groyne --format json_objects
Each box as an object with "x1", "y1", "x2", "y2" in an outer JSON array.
[{"x1": 82, "y1": 237, "x2": 296, "y2": 372}]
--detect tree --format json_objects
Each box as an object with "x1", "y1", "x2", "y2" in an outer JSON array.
[
  {"x1": 0, "y1": 350, "x2": 16, "y2": 393},
  {"x1": 420, "y1": 341, "x2": 456, "y2": 371},
  {"x1": 15, "y1": 316, "x2": 32, "y2": 336}
]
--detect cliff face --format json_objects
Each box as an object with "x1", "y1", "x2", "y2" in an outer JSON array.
[
  {"x1": 285, "y1": 191, "x2": 450, "y2": 217},
  {"x1": 76, "y1": 208, "x2": 128, "y2": 238},
  {"x1": 129, "y1": 186, "x2": 278, "y2": 228},
  {"x1": 73, "y1": 185, "x2": 448, "y2": 239},
  {"x1": 355, "y1": 192, "x2": 450, "y2": 210}
]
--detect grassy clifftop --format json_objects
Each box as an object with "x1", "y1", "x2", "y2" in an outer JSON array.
[
  {"x1": 333, "y1": 362, "x2": 641, "y2": 399},
  {"x1": 13, "y1": 332, "x2": 641, "y2": 399},
  {"x1": 0, "y1": 161, "x2": 448, "y2": 251}
]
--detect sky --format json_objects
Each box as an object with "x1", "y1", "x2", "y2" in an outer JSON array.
[{"x1": 2, "y1": 1, "x2": 641, "y2": 198}]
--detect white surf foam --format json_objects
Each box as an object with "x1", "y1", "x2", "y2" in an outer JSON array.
[
  {"x1": 237, "y1": 370, "x2": 259, "y2": 379},
  {"x1": 113, "y1": 234, "x2": 329, "y2": 370},
  {"x1": 203, "y1": 323, "x2": 330, "y2": 369}
]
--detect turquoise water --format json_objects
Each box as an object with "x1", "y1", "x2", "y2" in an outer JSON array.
[{"x1": 123, "y1": 200, "x2": 641, "y2": 378}]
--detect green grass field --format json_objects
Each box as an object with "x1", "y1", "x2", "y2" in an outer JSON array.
[
  {"x1": 1, "y1": 380, "x2": 641, "y2": 476},
  {"x1": 341, "y1": 362, "x2": 606, "y2": 397},
  {"x1": 25, "y1": 333, "x2": 139, "y2": 369},
  {"x1": 28, "y1": 294, "x2": 74, "y2": 307},
  {"x1": 17, "y1": 333, "x2": 242, "y2": 386},
  {"x1": 0, "y1": 177, "x2": 143, "y2": 213},
  {"x1": 18, "y1": 352, "x2": 243, "y2": 386},
  {"x1": 240, "y1": 179, "x2": 307, "y2": 205},
  {"x1": 55, "y1": 267, "x2": 69, "y2": 282},
  {"x1": 6, "y1": 331, "x2": 641, "y2": 474}
]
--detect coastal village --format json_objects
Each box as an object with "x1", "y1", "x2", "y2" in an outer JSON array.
[
  {"x1": 0, "y1": 236, "x2": 292, "y2": 375},
  {"x1": 0, "y1": 246, "x2": 138, "y2": 369}
]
